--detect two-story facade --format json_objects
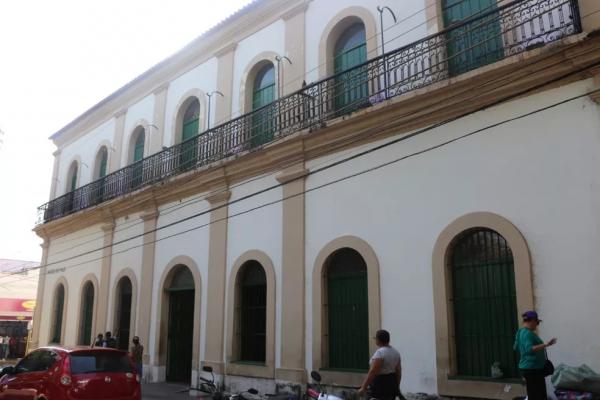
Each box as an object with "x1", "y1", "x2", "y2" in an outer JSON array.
[{"x1": 31, "y1": 0, "x2": 600, "y2": 398}]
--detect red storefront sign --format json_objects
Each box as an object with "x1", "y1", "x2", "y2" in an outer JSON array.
[{"x1": 0, "y1": 299, "x2": 35, "y2": 321}]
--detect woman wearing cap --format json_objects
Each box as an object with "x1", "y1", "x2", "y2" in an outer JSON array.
[
  {"x1": 514, "y1": 311, "x2": 557, "y2": 400},
  {"x1": 358, "y1": 330, "x2": 402, "y2": 400}
]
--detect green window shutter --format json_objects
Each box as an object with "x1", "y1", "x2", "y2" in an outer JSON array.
[
  {"x1": 327, "y1": 248, "x2": 369, "y2": 371},
  {"x1": 180, "y1": 100, "x2": 200, "y2": 171},
  {"x1": 451, "y1": 229, "x2": 519, "y2": 379},
  {"x1": 239, "y1": 261, "x2": 267, "y2": 363},
  {"x1": 442, "y1": 0, "x2": 504, "y2": 77},
  {"x1": 116, "y1": 278, "x2": 133, "y2": 351},
  {"x1": 99, "y1": 150, "x2": 108, "y2": 178},
  {"x1": 79, "y1": 283, "x2": 94, "y2": 346},
  {"x1": 333, "y1": 24, "x2": 368, "y2": 114},
  {"x1": 133, "y1": 133, "x2": 145, "y2": 162},
  {"x1": 70, "y1": 166, "x2": 78, "y2": 192},
  {"x1": 51, "y1": 285, "x2": 65, "y2": 343},
  {"x1": 251, "y1": 65, "x2": 276, "y2": 148}
]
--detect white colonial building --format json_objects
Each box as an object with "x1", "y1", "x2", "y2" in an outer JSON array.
[{"x1": 32, "y1": 0, "x2": 600, "y2": 398}]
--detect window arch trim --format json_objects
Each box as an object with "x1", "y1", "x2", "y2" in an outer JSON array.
[
  {"x1": 170, "y1": 89, "x2": 207, "y2": 146},
  {"x1": 239, "y1": 51, "x2": 280, "y2": 114},
  {"x1": 312, "y1": 235, "x2": 380, "y2": 387},
  {"x1": 432, "y1": 212, "x2": 533, "y2": 399},
  {"x1": 76, "y1": 274, "x2": 99, "y2": 346},
  {"x1": 48, "y1": 277, "x2": 69, "y2": 345},
  {"x1": 226, "y1": 250, "x2": 276, "y2": 379},
  {"x1": 318, "y1": 7, "x2": 378, "y2": 79}
]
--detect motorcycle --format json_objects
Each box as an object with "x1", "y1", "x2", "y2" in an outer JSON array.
[{"x1": 305, "y1": 371, "x2": 345, "y2": 400}]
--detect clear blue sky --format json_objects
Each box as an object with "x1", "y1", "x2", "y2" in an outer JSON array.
[{"x1": 0, "y1": 0, "x2": 252, "y2": 262}]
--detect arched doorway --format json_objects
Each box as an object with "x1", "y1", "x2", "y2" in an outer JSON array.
[
  {"x1": 165, "y1": 265, "x2": 195, "y2": 382},
  {"x1": 78, "y1": 281, "x2": 95, "y2": 345},
  {"x1": 325, "y1": 247, "x2": 369, "y2": 370},
  {"x1": 115, "y1": 277, "x2": 133, "y2": 351}
]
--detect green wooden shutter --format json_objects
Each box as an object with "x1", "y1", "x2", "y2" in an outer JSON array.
[
  {"x1": 251, "y1": 79, "x2": 276, "y2": 147},
  {"x1": 442, "y1": 0, "x2": 504, "y2": 77},
  {"x1": 51, "y1": 285, "x2": 65, "y2": 343},
  {"x1": 327, "y1": 249, "x2": 369, "y2": 371},
  {"x1": 180, "y1": 101, "x2": 200, "y2": 171},
  {"x1": 116, "y1": 278, "x2": 132, "y2": 351},
  {"x1": 451, "y1": 229, "x2": 519, "y2": 379},
  {"x1": 70, "y1": 166, "x2": 78, "y2": 192},
  {"x1": 79, "y1": 283, "x2": 94, "y2": 346},
  {"x1": 99, "y1": 151, "x2": 107, "y2": 178},
  {"x1": 239, "y1": 261, "x2": 267, "y2": 363},
  {"x1": 131, "y1": 132, "x2": 144, "y2": 188},
  {"x1": 133, "y1": 133, "x2": 144, "y2": 162},
  {"x1": 334, "y1": 41, "x2": 368, "y2": 113}
]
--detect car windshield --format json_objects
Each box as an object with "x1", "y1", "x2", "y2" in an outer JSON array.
[{"x1": 70, "y1": 352, "x2": 132, "y2": 374}]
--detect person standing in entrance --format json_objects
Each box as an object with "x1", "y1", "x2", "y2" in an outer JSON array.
[
  {"x1": 130, "y1": 336, "x2": 143, "y2": 379},
  {"x1": 514, "y1": 311, "x2": 557, "y2": 400},
  {"x1": 92, "y1": 333, "x2": 103, "y2": 347},
  {"x1": 104, "y1": 331, "x2": 117, "y2": 348},
  {"x1": 358, "y1": 330, "x2": 402, "y2": 400}
]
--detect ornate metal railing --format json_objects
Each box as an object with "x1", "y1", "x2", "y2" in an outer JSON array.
[{"x1": 37, "y1": 0, "x2": 581, "y2": 224}]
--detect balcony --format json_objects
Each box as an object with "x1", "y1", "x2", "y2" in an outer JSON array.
[{"x1": 37, "y1": 0, "x2": 581, "y2": 225}]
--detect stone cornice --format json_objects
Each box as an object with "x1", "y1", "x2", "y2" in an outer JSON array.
[
  {"x1": 282, "y1": 1, "x2": 311, "y2": 21},
  {"x1": 214, "y1": 43, "x2": 239, "y2": 58},
  {"x1": 206, "y1": 189, "x2": 232, "y2": 205},
  {"x1": 34, "y1": 35, "x2": 600, "y2": 238},
  {"x1": 51, "y1": 0, "x2": 308, "y2": 149}
]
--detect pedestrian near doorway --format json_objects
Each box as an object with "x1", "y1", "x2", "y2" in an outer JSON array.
[
  {"x1": 514, "y1": 311, "x2": 557, "y2": 400},
  {"x1": 104, "y1": 331, "x2": 117, "y2": 348},
  {"x1": 93, "y1": 333, "x2": 103, "y2": 347},
  {"x1": 130, "y1": 336, "x2": 143, "y2": 379},
  {"x1": 358, "y1": 330, "x2": 402, "y2": 400}
]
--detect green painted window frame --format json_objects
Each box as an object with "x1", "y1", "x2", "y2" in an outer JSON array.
[
  {"x1": 442, "y1": 0, "x2": 504, "y2": 77},
  {"x1": 78, "y1": 282, "x2": 95, "y2": 346},
  {"x1": 51, "y1": 285, "x2": 65, "y2": 344},
  {"x1": 450, "y1": 229, "x2": 519, "y2": 380},
  {"x1": 333, "y1": 24, "x2": 368, "y2": 114},
  {"x1": 238, "y1": 261, "x2": 267, "y2": 363},
  {"x1": 251, "y1": 64, "x2": 276, "y2": 147},
  {"x1": 180, "y1": 100, "x2": 201, "y2": 171}
]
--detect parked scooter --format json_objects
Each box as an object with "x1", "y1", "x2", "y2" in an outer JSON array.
[{"x1": 305, "y1": 371, "x2": 345, "y2": 400}]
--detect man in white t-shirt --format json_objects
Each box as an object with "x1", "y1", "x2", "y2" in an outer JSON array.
[{"x1": 358, "y1": 330, "x2": 402, "y2": 400}]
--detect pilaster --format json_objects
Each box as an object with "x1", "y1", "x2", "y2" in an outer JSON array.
[{"x1": 30, "y1": 239, "x2": 50, "y2": 350}]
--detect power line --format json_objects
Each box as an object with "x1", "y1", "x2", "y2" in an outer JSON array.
[
  {"x1": 42, "y1": 1, "x2": 569, "y2": 251},
  {"x1": 8, "y1": 61, "x2": 599, "y2": 287}
]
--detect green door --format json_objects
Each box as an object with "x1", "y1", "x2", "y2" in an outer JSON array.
[
  {"x1": 451, "y1": 229, "x2": 519, "y2": 379},
  {"x1": 327, "y1": 248, "x2": 369, "y2": 371},
  {"x1": 180, "y1": 100, "x2": 200, "y2": 171},
  {"x1": 166, "y1": 289, "x2": 194, "y2": 382},
  {"x1": 442, "y1": 0, "x2": 504, "y2": 76},
  {"x1": 79, "y1": 283, "x2": 94, "y2": 345},
  {"x1": 334, "y1": 24, "x2": 368, "y2": 114},
  {"x1": 251, "y1": 65, "x2": 276, "y2": 147},
  {"x1": 131, "y1": 131, "x2": 145, "y2": 188},
  {"x1": 116, "y1": 278, "x2": 132, "y2": 351},
  {"x1": 51, "y1": 285, "x2": 65, "y2": 343},
  {"x1": 239, "y1": 261, "x2": 267, "y2": 363}
]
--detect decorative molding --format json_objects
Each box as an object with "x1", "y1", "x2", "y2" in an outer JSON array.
[
  {"x1": 140, "y1": 209, "x2": 159, "y2": 221},
  {"x1": 276, "y1": 167, "x2": 308, "y2": 184},
  {"x1": 282, "y1": 2, "x2": 310, "y2": 21},
  {"x1": 206, "y1": 189, "x2": 231, "y2": 205},
  {"x1": 214, "y1": 43, "x2": 238, "y2": 58},
  {"x1": 590, "y1": 73, "x2": 600, "y2": 103},
  {"x1": 152, "y1": 82, "x2": 170, "y2": 95}
]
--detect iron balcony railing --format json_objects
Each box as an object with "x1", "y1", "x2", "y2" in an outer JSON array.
[{"x1": 37, "y1": 0, "x2": 581, "y2": 224}]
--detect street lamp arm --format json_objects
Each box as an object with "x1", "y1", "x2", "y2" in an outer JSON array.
[{"x1": 377, "y1": 6, "x2": 397, "y2": 23}]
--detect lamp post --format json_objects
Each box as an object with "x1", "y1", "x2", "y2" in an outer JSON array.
[
  {"x1": 206, "y1": 90, "x2": 224, "y2": 130},
  {"x1": 377, "y1": 6, "x2": 397, "y2": 99}
]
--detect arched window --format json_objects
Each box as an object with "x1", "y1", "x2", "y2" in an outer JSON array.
[
  {"x1": 450, "y1": 229, "x2": 519, "y2": 378},
  {"x1": 78, "y1": 281, "x2": 95, "y2": 345},
  {"x1": 442, "y1": 0, "x2": 503, "y2": 76},
  {"x1": 333, "y1": 23, "x2": 368, "y2": 112},
  {"x1": 50, "y1": 284, "x2": 65, "y2": 344},
  {"x1": 236, "y1": 260, "x2": 267, "y2": 363},
  {"x1": 95, "y1": 147, "x2": 108, "y2": 179},
  {"x1": 325, "y1": 248, "x2": 369, "y2": 370},
  {"x1": 182, "y1": 99, "x2": 200, "y2": 142},
  {"x1": 130, "y1": 128, "x2": 145, "y2": 188},
  {"x1": 251, "y1": 63, "x2": 276, "y2": 147},
  {"x1": 132, "y1": 128, "x2": 145, "y2": 163},
  {"x1": 66, "y1": 162, "x2": 78, "y2": 193},
  {"x1": 179, "y1": 99, "x2": 200, "y2": 170},
  {"x1": 115, "y1": 277, "x2": 133, "y2": 351}
]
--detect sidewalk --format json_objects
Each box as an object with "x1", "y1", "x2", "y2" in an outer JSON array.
[{"x1": 142, "y1": 382, "x2": 210, "y2": 399}]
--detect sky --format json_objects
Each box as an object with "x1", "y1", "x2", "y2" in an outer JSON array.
[{"x1": 0, "y1": 0, "x2": 252, "y2": 263}]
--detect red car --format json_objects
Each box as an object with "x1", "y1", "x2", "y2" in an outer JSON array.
[{"x1": 0, "y1": 346, "x2": 140, "y2": 400}]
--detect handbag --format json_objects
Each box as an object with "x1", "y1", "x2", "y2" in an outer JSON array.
[{"x1": 544, "y1": 350, "x2": 555, "y2": 377}]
